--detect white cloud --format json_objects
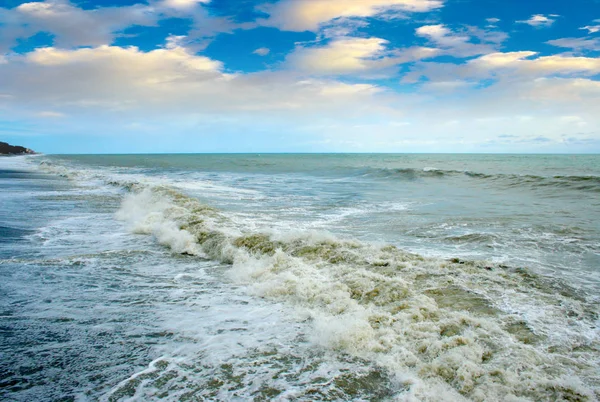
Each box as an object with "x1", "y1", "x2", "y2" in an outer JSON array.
[
  {"x1": 25, "y1": 45, "x2": 223, "y2": 74},
  {"x1": 470, "y1": 52, "x2": 600, "y2": 75},
  {"x1": 404, "y1": 52, "x2": 599, "y2": 88},
  {"x1": 0, "y1": 1, "x2": 597, "y2": 152},
  {"x1": 3, "y1": 42, "x2": 598, "y2": 152},
  {"x1": 416, "y1": 24, "x2": 452, "y2": 40},
  {"x1": 547, "y1": 37, "x2": 600, "y2": 51},
  {"x1": 258, "y1": 0, "x2": 444, "y2": 31},
  {"x1": 253, "y1": 47, "x2": 270, "y2": 56},
  {"x1": 486, "y1": 18, "x2": 500, "y2": 24},
  {"x1": 580, "y1": 23, "x2": 600, "y2": 34},
  {"x1": 470, "y1": 51, "x2": 538, "y2": 68},
  {"x1": 466, "y1": 26, "x2": 508, "y2": 46},
  {"x1": 559, "y1": 115, "x2": 587, "y2": 127},
  {"x1": 415, "y1": 24, "x2": 506, "y2": 57},
  {"x1": 288, "y1": 58, "x2": 600, "y2": 151},
  {"x1": 286, "y1": 37, "x2": 437, "y2": 75},
  {"x1": 38, "y1": 111, "x2": 65, "y2": 117},
  {"x1": 185, "y1": 8, "x2": 255, "y2": 47},
  {"x1": 421, "y1": 80, "x2": 472, "y2": 92},
  {"x1": 0, "y1": 0, "x2": 237, "y2": 52},
  {"x1": 161, "y1": 0, "x2": 210, "y2": 9},
  {"x1": 402, "y1": 52, "x2": 600, "y2": 127},
  {"x1": 287, "y1": 37, "x2": 389, "y2": 74},
  {"x1": 518, "y1": 77, "x2": 600, "y2": 101},
  {"x1": 0, "y1": 0, "x2": 157, "y2": 51},
  {"x1": 165, "y1": 35, "x2": 187, "y2": 50},
  {"x1": 0, "y1": 44, "x2": 397, "y2": 120},
  {"x1": 517, "y1": 14, "x2": 558, "y2": 28},
  {"x1": 317, "y1": 18, "x2": 370, "y2": 39}
]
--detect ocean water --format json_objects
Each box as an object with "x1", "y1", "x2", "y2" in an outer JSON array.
[{"x1": 0, "y1": 153, "x2": 599, "y2": 401}]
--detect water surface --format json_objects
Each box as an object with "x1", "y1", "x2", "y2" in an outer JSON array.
[{"x1": 1, "y1": 154, "x2": 599, "y2": 401}]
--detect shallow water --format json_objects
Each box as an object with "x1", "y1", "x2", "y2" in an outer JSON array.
[{"x1": 1, "y1": 154, "x2": 599, "y2": 401}]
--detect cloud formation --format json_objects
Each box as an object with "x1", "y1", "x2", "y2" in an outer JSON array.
[
  {"x1": 517, "y1": 14, "x2": 558, "y2": 28},
  {"x1": 470, "y1": 52, "x2": 600, "y2": 76},
  {"x1": 547, "y1": 37, "x2": 600, "y2": 51},
  {"x1": 286, "y1": 37, "x2": 437, "y2": 75},
  {"x1": 415, "y1": 24, "x2": 506, "y2": 57},
  {"x1": 0, "y1": 43, "x2": 395, "y2": 121},
  {"x1": 580, "y1": 20, "x2": 600, "y2": 34},
  {"x1": 259, "y1": 0, "x2": 444, "y2": 31},
  {"x1": 161, "y1": 0, "x2": 210, "y2": 9},
  {"x1": 0, "y1": 0, "x2": 598, "y2": 152},
  {"x1": 0, "y1": 0, "x2": 234, "y2": 53},
  {"x1": 253, "y1": 47, "x2": 270, "y2": 56},
  {"x1": 0, "y1": 0, "x2": 157, "y2": 51}
]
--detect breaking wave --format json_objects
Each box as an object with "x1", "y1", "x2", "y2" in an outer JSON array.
[{"x1": 114, "y1": 184, "x2": 600, "y2": 401}]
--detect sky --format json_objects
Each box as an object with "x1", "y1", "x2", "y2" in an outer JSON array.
[{"x1": 0, "y1": 0, "x2": 599, "y2": 153}]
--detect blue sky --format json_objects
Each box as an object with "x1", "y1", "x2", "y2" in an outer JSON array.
[{"x1": 0, "y1": 0, "x2": 599, "y2": 153}]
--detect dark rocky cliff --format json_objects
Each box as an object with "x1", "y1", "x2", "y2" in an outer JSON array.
[{"x1": 0, "y1": 142, "x2": 36, "y2": 155}]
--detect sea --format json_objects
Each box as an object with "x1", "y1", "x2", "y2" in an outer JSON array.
[{"x1": 1, "y1": 153, "x2": 599, "y2": 401}]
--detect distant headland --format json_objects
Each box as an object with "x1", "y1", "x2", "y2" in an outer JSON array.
[{"x1": 0, "y1": 141, "x2": 36, "y2": 155}]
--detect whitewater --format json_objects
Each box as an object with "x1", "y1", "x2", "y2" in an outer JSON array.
[{"x1": 1, "y1": 153, "x2": 599, "y2": 401}]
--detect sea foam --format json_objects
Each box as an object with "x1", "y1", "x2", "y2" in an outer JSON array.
[{"x1": 114, "y1": 183, "x2": 600, "y2": 401}]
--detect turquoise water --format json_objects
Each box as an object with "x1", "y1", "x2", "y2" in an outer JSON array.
[{"x1": 1, "y1": 154, "x2": 599, "y2": 401}]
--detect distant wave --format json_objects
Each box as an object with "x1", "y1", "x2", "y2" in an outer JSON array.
[
  {"x1": 360, "y1": 167, "x2": 600, "y2": 192},
  {"x1": 38, "y1": 158, "x2": 600, "y2": 192}
]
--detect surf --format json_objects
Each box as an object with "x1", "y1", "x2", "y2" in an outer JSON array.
[{"x1": 113, "y1": 183, "x2": 600, "y2": 401}]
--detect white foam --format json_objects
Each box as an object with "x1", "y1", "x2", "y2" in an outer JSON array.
[
  {"x1": 0, "y1": 154, "x2": 39, "y2": 171},
  {"x1": 116, "y1": 189, "x2": 201, "y2": 256}
]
